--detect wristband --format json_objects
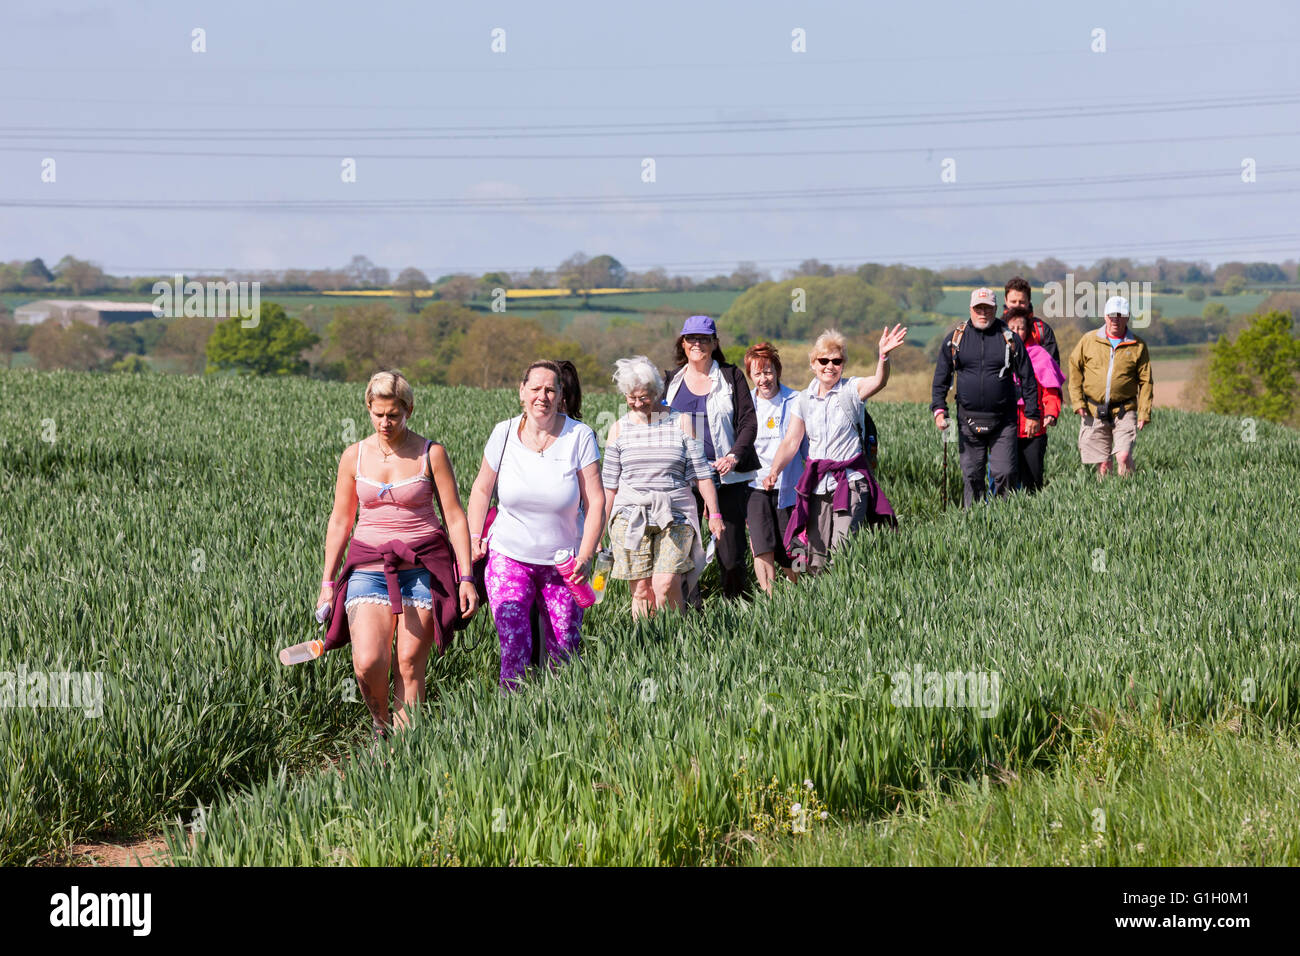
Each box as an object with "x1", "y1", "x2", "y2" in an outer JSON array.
[
  {"x1": 470, "y1": 533, "x2": 482, "y2": 540},
  {"x1": 709, "y1": 513, "x2": 723, "y2": 520},
  {"x1": 457, "y1": 574, "x2": 475, "y2": 584},
  {"x1": 321, "y1": 580, "x2": 334, "y2": 588}
]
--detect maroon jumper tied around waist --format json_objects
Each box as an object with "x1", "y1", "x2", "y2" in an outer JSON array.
[
  {"x1": 322, "y1": 531, "x2": 462, "y2": 655},
  {"x1": 783, "y1": 450, "x2": 897, "y2": 553}
]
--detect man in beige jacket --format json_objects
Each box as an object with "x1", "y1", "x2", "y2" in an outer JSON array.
[{"x1": 1067, "y1": 295, "x2": 1154, "y2": 477}]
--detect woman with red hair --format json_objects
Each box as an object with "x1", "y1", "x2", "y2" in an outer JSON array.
[{"x1": 743, "y1": 342, "x2": 806, "y2": 592}]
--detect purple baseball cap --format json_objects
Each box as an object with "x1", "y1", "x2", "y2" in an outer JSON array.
[{"x1": 680, "y1": 315, "x2": 717, "y2": 336}]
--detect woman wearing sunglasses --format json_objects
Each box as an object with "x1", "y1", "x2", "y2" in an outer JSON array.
[
  {"x1": 661, "y1": 315, "x2": 759, "y2": 605},
  {"x1": 763, "y1": 326, "x2": 907, "y2": 573}
]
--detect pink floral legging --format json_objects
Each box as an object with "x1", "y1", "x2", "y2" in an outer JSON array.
[{"x1": 485, "y1": 550, "x2": 583, "y2": 688}]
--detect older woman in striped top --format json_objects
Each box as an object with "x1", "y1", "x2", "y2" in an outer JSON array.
[{"x1": 602, "y1": 356, "x2": 725, "y2": 619}]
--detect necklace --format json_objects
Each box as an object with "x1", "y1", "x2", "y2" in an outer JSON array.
[
  {"x1": 377, "y1": 434, "x2": 405, "y2": 459},
  {"x1": 519, "y1": 421, "x2": 557, "y2": 455}
]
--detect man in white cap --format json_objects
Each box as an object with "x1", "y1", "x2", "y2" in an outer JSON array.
[
  {"x1": 1067, "y1": 295, "x2": 1154, "y2": 477},
  {"x1": 932, "y1": 288, "x2": 1041, "y2": 505}
]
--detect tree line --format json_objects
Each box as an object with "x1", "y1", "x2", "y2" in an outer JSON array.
[{"x1": 4, "y1": 252, "x2": 1298, "y2": 299}]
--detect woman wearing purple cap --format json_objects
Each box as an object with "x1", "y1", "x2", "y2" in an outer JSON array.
[{"x1": 661, "y1": 315, "x2": 759, "y2": 605}]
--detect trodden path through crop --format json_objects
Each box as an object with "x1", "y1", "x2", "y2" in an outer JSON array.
[{"x1": 46, "y1": 835, "x2": 172, "y2": 867}]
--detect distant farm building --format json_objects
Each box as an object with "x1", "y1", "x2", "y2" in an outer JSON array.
[{"x1": 13, "y1": 299, "x2": 157, "y2": 327}]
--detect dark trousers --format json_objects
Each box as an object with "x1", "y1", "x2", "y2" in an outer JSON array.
[
  {"x1": 957, "y1": 416, "x2": 1018, "y2": 507},
  {"x1": 687, "y1": 481, "x2": 752, "y2": 606},
  {"x1": 1017, "y1": 434, "x2": 1047, "y2": 493}
]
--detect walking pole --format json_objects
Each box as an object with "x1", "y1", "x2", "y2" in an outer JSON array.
[{"x1": 942, "y1": 431, "x2": 949, "y2": 511}]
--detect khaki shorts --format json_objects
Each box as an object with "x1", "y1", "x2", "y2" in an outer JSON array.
[
  {"x1": 805, "y1": 477, "x2": 870, "y2": 573},
  {"x1": 609, "y1": 515, "x2": 696, "y2": 580},
  {"x1": 1077, "y1": 410, "x2": 1138, "y2": 465}
]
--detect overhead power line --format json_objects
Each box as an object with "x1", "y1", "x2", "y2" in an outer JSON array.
[
  {"x1": 2, "y1": 128, "x2": 1296, "y2": 162},
  {"x1": 1, "y1": 35, "x2": 1297, "y2": 74},
  {"x1": 0, "y1": 83, "x2": 1295, "y2": 114},
  {"x1": 4, "y1": 91, "x2": 1299, "y2": 141},
  {"x1": 2, "y1": 165, "x2": 1295, "y2": 214}
]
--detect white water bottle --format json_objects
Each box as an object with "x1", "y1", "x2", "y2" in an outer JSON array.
[{"x1": 279, "y1": 639, "x2": 324, "y2": 666}]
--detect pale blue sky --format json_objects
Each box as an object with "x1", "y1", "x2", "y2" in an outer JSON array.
[{"x1": 1, "y1": 0, "x2": 1297, "y2": 277}]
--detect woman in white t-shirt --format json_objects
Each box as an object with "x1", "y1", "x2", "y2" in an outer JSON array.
[
  {"x1": 466, "y1": 361, "x2": 605, "y2": 688},
  {"x1": 742, "y1": 342, "x2": 806, "y2": 592}
]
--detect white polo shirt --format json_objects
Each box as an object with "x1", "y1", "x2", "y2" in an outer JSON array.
[{"x1": 792, "y1": 377, "x2": 866, "y2": 494}]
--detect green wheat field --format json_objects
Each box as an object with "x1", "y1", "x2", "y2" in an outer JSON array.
[{"x1": 2, "y1": 369, "x2": 1298, "y2": 865}]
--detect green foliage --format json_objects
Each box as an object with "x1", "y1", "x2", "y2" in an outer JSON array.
[
  {"x1": 402, "y1": 301, "x2": 478, "y2": 385},
  {"x1": 0, "y1": 370, "x2": 523, "y2": 864},
  {"x1": 206, "y1": 303, "x2": 318, "y2": 376},
  {"x1": 856, "y1": 263, "x2": 945, "y2": 312},
  {"x1": 0, "y1": 310, "x2": 19, "y2": 366},
  {"x1": 136, "y1": 318, "x2": 169, "y2": 353},
  {"x1": 1222, "y1": 275, "x2": 1248, "y2": 296},
  {"x1": 721, "y1": 276, "x2": 903, "y2": 345},
  {"x1": 393, "y1": 268, "x2": 431, "y2": 313},
  {"x1": 28, "y1": 320, "x2": 105, "y2": 371},
  {"x1": 156, "y1": 316, "x2": 216, "y2": 375},
  {"x1": 22, "y1": 257, "x2": 54, "y2": 283},
  {"x1": 52, "y1": 255, "x2": 107, "y2": 296},
  {"x1": 445, "y1": 313, "x2": 596, "y2": 390},
  {"x1": 1186, "y1": 286, "x2": 1206, "y2": 302},
  {"x1": 6, "y1": 372, "x2": 1300, "y2": 866},
  {"x1": 105, "y1": 323, "x2": 144, "y2": 356},
  {"x1": 131, "y1": 276, "x2": 166, "y2": 295},
  {"x1": 1243, "y1": 262, "x2": 1287, "y2": 283},
  {"x1": 585, "y1": 254, "x2": 627, "y2": 288},
  {"x1": 322, "y1": 303, "x2": 406, "y2": 382},
  {"x1": 1202, "y1": 301, "x2": 1229, "y2": 322},
  {"x1": 1207, "y1": 310, "x2": 1300, "y2": 423},
  {"x1": 110, "y1": 354, "x2": 150, "y2": 373},
  {"x1": 752, "y1": 723, "x2": 1300, "y2": 866},
  {"x1": 1258, "y1": 292, "x2": 1300, "y2": 324}
]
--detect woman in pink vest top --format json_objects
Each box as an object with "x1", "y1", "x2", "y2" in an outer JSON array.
[{"x1": 318, "y1": 371, "x2": 478, "y2": 746}]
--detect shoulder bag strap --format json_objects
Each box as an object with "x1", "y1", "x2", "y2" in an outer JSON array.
[
  {"x1": 491, "y1": 417, "x2": 515, "y2": 507},
  {"x1": 836, "y1": 382, "x2": 866, "y2": 449},
  {"x1": 423, "y1": 439, "x2": 451, "y2": 525}
]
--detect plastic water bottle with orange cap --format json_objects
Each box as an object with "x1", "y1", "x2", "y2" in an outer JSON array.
[{"x1": 278, "y1": 601, "x2": 329, "y2": 665}]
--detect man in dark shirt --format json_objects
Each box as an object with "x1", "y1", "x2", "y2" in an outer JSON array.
[
  {"x1": 1004, "y1": 275, "x2": 1060, "y2": 366},
  {"x1": 932, "y1": 288, "x2": 1041, "y2": 506}
]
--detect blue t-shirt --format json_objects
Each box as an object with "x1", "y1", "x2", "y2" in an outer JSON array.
[
  {"x1": 1108, "y1": 336, "x2": 1124, "y2": 348},
  {"x1": 669, "y1": 384, "x2": 716, "y2": 461}
]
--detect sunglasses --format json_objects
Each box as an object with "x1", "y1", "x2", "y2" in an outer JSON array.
[
  {"x1": 815, "y1": 357, "x2": 844, "y2": 367},
  {"x1": 683, "y1": 335, "x2": 713, "y2": 345}
]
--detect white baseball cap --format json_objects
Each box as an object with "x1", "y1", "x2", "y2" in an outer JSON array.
[{"x1": 1104, "y1": 295, "x2": 1129, "y2": 317}]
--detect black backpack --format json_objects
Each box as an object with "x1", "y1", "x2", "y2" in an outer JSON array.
[{"x1": 949, "y1": 320, "x2": 1017, "y2": 379}]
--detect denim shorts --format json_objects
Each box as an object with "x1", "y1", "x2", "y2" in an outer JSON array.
[{"x1": 345, "y1": 568, "x2": 433, "y2": 611}]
